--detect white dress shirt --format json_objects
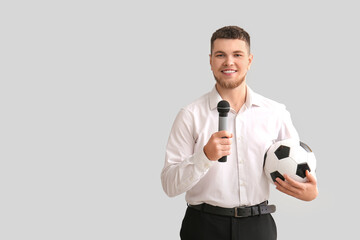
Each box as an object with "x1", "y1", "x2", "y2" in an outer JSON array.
[{"x1": 161, "y1": 85, "x2": 299, "y2": 208}]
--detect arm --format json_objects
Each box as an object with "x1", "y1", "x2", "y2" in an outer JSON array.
[
  {"x1": 275, "y1": 108, "x2": 318, "y2": 201},
  {"x1": 161, "y1": 109, "x2": 213, "y2": 197},
  {"x1": 161, "y1": 109, "x2": 232, "y2": 197}
]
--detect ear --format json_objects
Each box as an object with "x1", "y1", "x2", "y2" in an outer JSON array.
[
  {"x1": 247, "y1": 54, "x2": 253, "y2": 70},
  {"x1": 209, "y1": 53, "x2": 213, "y2": 70}
]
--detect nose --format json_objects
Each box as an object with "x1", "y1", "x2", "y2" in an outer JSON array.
[{"x1": 223, "y1": 56, "x2": 234, "y2": 66}]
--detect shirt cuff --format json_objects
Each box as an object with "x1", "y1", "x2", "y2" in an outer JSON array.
[{"x1": 190, "y1": 149, "x2": 215, "y2": 171}]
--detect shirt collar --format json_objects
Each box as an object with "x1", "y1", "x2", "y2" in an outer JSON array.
[{"x1": 209, "y1": 85, "x2": 263, "y2": 111}]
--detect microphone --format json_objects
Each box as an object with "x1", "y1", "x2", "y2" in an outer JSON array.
[{"x1": 217, "y1": 100, "x2": 230, "y2": 162}]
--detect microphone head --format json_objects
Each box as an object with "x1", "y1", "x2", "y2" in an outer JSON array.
[{"x1": 217, "y1": 100, "x2": 230, "y2": 116}]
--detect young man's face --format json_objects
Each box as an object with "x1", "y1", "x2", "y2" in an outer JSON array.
[{"x1": 210, "y1": 39, "x2": 253, "y2": 89}]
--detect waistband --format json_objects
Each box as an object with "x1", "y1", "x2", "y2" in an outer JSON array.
[{"x1": 188, "y1": 201, "x2": 276, "y2": 218}]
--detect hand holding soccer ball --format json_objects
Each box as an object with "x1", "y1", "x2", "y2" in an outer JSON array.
[
  {"x1": 264, "y1": 139, "x2": 318, "y2": 201},
  {"x1": 274, "y1": 169, "x2": 318, "y2": 201}
]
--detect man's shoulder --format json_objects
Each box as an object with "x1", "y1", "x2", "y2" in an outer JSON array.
[
  {"x1": 182, "y1": 91, "x2": 211, "y2": 113},
  {"x1": 252, "y1": 90, "x2": 287, "y2": 111}
]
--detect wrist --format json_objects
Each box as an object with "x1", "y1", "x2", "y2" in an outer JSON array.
[{"x1": 203, "y1": 146, "x2": 214, "y2": 161}]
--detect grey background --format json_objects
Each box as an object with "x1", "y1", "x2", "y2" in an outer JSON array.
[{"x1": 1, "y1": 0, "x2": 359, "y2": 239}]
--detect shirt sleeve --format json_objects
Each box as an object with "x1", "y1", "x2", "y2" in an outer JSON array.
[
  {"x1": 277, "y1": 106, "x2": 300, "y2": 141},
  {"x1": 161, "y1": 108, "x2": 215, "y2": 197}
]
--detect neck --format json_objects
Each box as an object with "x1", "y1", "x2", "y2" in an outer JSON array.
[{"x1": 215, "y1": 82, "x2": 247, "y2": 113}]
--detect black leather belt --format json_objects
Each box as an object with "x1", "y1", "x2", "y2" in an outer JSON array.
[{"x1": 188, "y1": 201, "x2": 276, "y2": 218}]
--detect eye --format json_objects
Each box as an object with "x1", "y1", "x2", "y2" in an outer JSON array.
[
  {"x1": 216, "y1": 54, "x2": 224, "y2": 58},
  {"x1": 234, "y1": 54, "x2": 243, "y2": 57}
]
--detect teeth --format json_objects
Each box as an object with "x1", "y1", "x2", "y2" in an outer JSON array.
[{"x1": 223, "y1": 70, "x2": 236, "y2": 73}]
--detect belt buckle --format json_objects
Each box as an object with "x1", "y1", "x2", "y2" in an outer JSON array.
[{"x1": 234, "y1": 207, "x2": 246, "y2": 218}]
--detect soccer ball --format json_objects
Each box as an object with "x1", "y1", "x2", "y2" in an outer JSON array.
[{"x1": 264, "y1": 139, "x2": 316, "y2": 184}]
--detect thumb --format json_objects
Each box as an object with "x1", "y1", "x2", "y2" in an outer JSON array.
[
  {"x1": 218, "y1": 131, "x2": 233, "y2": 138},
  {"x1": 225, "y1": 131, "x2": 233, "y2": 138},
  {"x1": 306, "y1": 170, "x2": 317, "y2": 184}
]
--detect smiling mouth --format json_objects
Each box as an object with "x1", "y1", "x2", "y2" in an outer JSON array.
[{"x1": 221, "y1": 70, "x2": 237, "y2": 74}]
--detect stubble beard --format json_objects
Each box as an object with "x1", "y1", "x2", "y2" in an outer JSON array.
[{"x1": 213, "y1": 74, "x2": 246, "y2": 89}]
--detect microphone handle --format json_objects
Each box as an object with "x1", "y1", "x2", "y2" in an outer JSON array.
[
  {"x1": 218, "y1": 153, "x2": 227, "y2": 162},
  {"x1": 218, "y1": 116, "x2": 228, "y2": 162}
]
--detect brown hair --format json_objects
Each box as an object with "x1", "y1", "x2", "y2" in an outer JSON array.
[{"x1": 210, "y1": 26, "x2": 251, "y2": 54}]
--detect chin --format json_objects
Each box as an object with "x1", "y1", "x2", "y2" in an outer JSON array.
[{"x1": 215, "y1": 77, "x2": 245, "y2": 89}]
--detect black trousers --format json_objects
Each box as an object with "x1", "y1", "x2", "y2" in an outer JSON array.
[{"x1": 180, "y1": 206, "x2": 277, "y2": 240}]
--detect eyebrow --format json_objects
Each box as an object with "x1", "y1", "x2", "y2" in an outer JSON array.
[{"x1": 214, "y1": 50, "x2": 245, "y2": 54}]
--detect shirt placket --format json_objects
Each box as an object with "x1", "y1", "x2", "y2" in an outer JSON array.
[{"x1": 235, "y1": 112, "x2": 248, "y2": 205}]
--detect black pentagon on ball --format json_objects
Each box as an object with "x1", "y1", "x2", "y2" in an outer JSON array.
[
  {"x1": 270, "y1": 171, "x2": 285, "y2": 182},
  {"x1": 296, "y1": 163, "x2": 311, "y2": 178},
  {"x1": 274, "y1": 145, "x2": 290, "y2": 160}
]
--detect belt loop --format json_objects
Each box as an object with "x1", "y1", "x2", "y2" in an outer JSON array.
[{"x1": 258, "y1": 204, "x2": 262, "y2": 216}]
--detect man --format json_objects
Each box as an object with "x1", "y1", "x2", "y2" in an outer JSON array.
[{"x1": 161, "y1": 26, "x2": 318, "y2": 240}]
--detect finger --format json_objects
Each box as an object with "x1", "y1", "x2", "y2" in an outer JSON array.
[
  {"x1": 222, "y1": 150, "x2": 231, "y2": 156},
  {"x1": 305, "y1": 170, "x2": 317, "y2": 184},
  {"x1": 275, "y1": 177, "x2": 301, "y2": 195},
  {"x1": 283, "y1": 174, "x2": 304, "y2": 190},
  {"x1": 217, "y1": 131, "x2": 233, "y2": 139},
  {"x1": 274, "y1": 181, "x2": 298, "y2": 198},
  {"x1": 219, "y1": 145, "x2": 231, "y2": 151},
  {"x1": 275, "y1": 177, "x2": 291, "y2": 190},
  {"x1": 220, "y1": 138, "x2": 232, "y2": 145}
]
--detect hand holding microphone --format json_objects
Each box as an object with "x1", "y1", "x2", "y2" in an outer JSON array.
[
  {"x1": 217, "y1": 100, "x2": 231, "y2": 162},
  {"x1": 203, "y1": 100, "x2": 232, "y2": 162}
]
